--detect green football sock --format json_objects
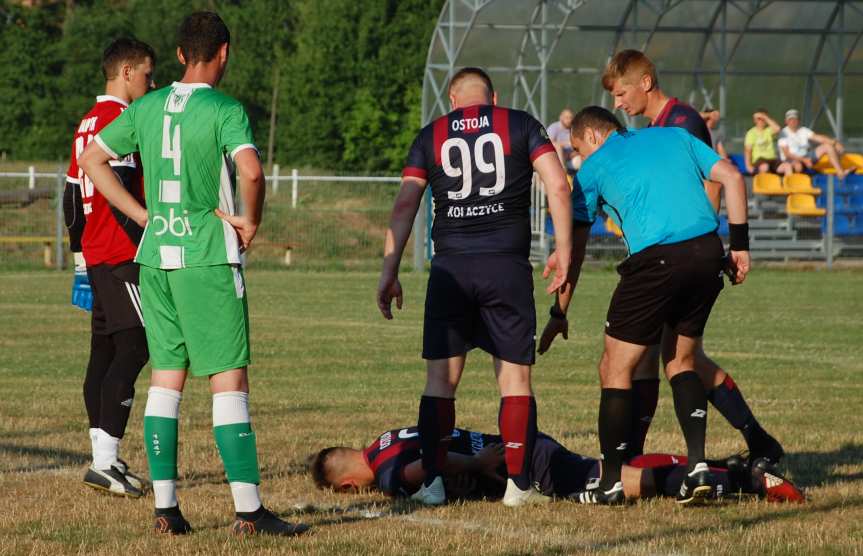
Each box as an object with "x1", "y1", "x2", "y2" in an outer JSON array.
[
  {"x1": 143, "y1": 387, "x2": 182, "y2": 482},
  {"x1": 213, "y1": 391, "x2": 261, "y2": 484}
]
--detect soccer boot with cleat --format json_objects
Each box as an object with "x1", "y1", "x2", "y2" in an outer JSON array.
[
  {"x1": 751, "y1": 458, "x2": 805, "y2": 503},
  {"x1": 502, "y1": 479, "x2": 551, "y2": 507},
  {"x1": 154, "y1": 506, "x2": 193, "y2": 535},
  {"x1": 676, "y1": 462, "x2": 716, "y2": 506},
  {"x1": 747, "y1": 433, "x2": 785, "y2": 467},
  {"x1": 231, "y1": 506, "x2": 310, "y2": 537},
  {"x1": 573, "y1": 481, "x2": 626, "y2": 505},
  {"x1": 83, "y1": 465, "x2": 144, "y2": 498},
  {"x1": 115, "y1": 458, "x2": 148, "y2": 492},
  {"x1": 410, "y1": 475, "x2": 446, "y2": 506}
]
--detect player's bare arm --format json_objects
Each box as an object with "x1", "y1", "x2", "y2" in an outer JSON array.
[
  {"x1": 377, "y1": 177, "x2": 427, "y2": 319},
  {"x1": 79, "y1": 143, "x2": 147, "y2": 228},
  {"x1": 532, "y1": 151, "x2": 572, "y2": 294},
  {"x1": 538, "y1": 222, "x2": 590, "y2": 354},
  {"x1": 215, "y1": 148, "x2": 265, "y2": 251},
  {"x1": 710, "y1": 158, "x2": 751, "y2": 284}
]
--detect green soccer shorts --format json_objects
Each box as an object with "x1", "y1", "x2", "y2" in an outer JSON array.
[{"x1": 139, "y1": 264, "x2": 250, "y2": 376}]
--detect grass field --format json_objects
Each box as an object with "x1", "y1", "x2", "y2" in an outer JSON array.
[{"x1": 1, "y1": 267, "x2": 862, "y2": 555}]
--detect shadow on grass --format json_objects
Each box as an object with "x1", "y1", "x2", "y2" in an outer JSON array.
[
  {"x1": 543, "y1": 496, "x2": 863, "y2": 554},
  {"x1": 0, "y1": 442, "x2": 89, "y2": 473},
  {"x1": 284, "y1": 497, "x2": 420, "y2": 528},
  {"x1": 786, "y1": 443, "x2": 863, "y2": 487}
]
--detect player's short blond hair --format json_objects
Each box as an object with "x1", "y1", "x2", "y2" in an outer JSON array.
[{"x1": 601, "y1": 49, "x2": 658, "y2": 92}]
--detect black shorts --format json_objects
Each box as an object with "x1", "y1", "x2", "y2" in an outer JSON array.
[
  {"x1": 605, "y1": 233, "x2": 725, "y2": 346},
  {"x1": 423, "y1": 254, "x2": 536, "y2": 365},
  {"x1": 87, "y1": 262, "x2": 145, "y2": 336}
]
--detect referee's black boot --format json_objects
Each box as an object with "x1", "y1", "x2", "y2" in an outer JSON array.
[{"x1": 676, "y1": 462, "x2": 715, "y2": 506}]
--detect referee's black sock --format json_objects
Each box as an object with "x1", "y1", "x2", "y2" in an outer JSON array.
[
  {"x1": 597, "y1": 388, "x2": 632, "y2": 490},
  {"x1": 628, "y1": 378, "x2": 660, "y2": 459},
  {"x1": 670, "y1": 371, "x2": 708, "y2": 472},
  {"x1": 418, "y1": 395, "x2": 454, "y2": 487}
]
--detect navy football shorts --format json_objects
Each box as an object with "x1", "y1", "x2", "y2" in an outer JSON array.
[
  {"x1": 605, "y1": 233, "x2": 725, "y2": 345},
  {"x1": 422, "y1": 254, "x2": 536, "y2": 365}
]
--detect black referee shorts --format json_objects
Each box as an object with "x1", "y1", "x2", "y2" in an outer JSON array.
[
  {"x1": 87, "y1": 262, "x2": 145, "y2": 336},
  {"x1": 605, "y1": 233, "x2": 725, "y2": 346},
  {"x1": 423, "y1": 254, "x2": 536, "y2": 365}
]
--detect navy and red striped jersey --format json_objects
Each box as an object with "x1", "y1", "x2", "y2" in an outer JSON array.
[
  {"x1": 650, "y1": 97, "x2": 712, "y2": 147},
  {"x1": 362, "y1": 426, "x2": 495, "y2": 496},
  {"x1": 402, "y1": 105, "x2": 555, "y2": 258}
]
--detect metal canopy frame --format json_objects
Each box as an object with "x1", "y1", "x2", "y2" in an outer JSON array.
[
  {"x1": 415, "y1": 0, "x2": 862, "y2": 270},
  {"x1": 422, "y1": 0, "x2": 862, "y2": 139}
]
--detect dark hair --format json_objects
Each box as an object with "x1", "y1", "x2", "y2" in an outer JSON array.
[
  {"x1": 448, "y1": 66, "x2": 494, "y2": 94},
  {"x1": 101, "y1": 37, "x2": 155, "y2": 80},
  {"x1": 178, "y1": 11, "x2": 230, "y2": 64},
  {"x1": 755, "y1": 107, "x2": 769, "y2": 115},
  {"x1": 570, "y1": 106, "x2": 624, "y2": 138},
  {"x1": 310, "y1": 447, "x2": 339, "y2": 489}
]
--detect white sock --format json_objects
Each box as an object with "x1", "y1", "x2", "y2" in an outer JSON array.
[
  {"x1": 92, "y1": 428, "x2": 120, "y2": 470},
  {"x1": 145, "y1": 386, "x2": 182, "y2": 418},
  {"x1": 88, "y1": 427, "x2": 99, "y2": 464},
  {"x1": 153, "y1": 480, "x2": 178, "y2": 509},
  {"x1": 230, "y1": 482, "x2": 262, "y2": 513},
  {"x1": 212, "y1": 391, "x2": 251, "y2": 427}
]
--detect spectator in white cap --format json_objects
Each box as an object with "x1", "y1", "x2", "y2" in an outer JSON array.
[{"x1": 778, "y1": 109, "x2": 852, "y2": 178}]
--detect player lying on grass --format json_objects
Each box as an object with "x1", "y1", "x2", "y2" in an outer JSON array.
[{"x1": 310, "y1": 426, "x2": 803, "y2": 504}]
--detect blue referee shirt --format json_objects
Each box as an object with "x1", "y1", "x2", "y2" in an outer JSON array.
[{"x1": 573, "y1": 127, "x2": 721, "y2": 255}]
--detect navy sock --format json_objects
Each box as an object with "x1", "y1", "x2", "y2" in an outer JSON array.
[
  {"x1": 707, "y1": 374, "x2": 768, "y2": 448},
  {"x1": 418, "y1": 395, "x2": 454, "y2": 487}
]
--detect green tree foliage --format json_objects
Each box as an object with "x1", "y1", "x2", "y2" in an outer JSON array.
[{"x1": 0, "y1": 0, "x2": 442, "y2": 172}]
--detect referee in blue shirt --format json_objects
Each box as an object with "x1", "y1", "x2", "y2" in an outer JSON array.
[{"x1": 544, "y1": 106, "x2": 751, "y2": 505}]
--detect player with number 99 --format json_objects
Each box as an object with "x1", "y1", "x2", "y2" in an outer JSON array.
[{"x1": 376, "y1": 67, "x2": 573, "y2": 508}]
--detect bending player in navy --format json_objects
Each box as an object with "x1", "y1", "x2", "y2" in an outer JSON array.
[
  {"x1": 64, "y1": 38, "x2": 155, "y2": 499},
  {"x1": 376, "y1": 67, "x2": 573, "y2": 507},
  {"x1": 311, "y1": 426, "x2": 803, "y2": 504},
  {"x1": 540, "y1": 50, "x2": 784, "y2": 469},
  {"x1": 544, "y1": 107, "x2": 752, "y2": 505}
]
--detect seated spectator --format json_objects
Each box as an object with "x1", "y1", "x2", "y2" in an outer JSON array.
[
  {"x1": 744, "y1": 109, "x2": 792, "y2": 177},
  {"x1": 700, "y1": 108, "x2": 728, "y2": 159},
  {"x1": 547, "y1": 108, "x2": 581, "y2": 173},
  {"x1": 779, "y1": 109, "x2": 854, "y2": 178}
]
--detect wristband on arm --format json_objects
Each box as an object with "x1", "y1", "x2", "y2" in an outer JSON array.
[
  {"x1": 729, "y1": 223, "x2": 749, "y2": 251},
  {"x1": 549, "y1": 304, "x2": 566, "y2": 320}
]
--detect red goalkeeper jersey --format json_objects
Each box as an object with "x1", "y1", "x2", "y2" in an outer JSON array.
[{"x1": 66, "y1": 95, "x2": 144, "y2": 266}]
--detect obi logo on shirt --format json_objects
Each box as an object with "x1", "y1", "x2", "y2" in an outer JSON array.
[{"x1": 152, "y1": 208, "x2": 193, "y2": 237}]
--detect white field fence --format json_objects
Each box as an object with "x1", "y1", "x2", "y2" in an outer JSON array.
[{"x1": 0, "y1": 167, "x2": 849, "y2": 271}]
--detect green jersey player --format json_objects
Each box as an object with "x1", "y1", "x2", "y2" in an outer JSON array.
[{"x1": 80, "y1": 12, "x2": 308, "y2": 537}]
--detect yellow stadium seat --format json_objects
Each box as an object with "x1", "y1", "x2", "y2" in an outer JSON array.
[
  {"x1": 786, "y1": 193, "x2": 826, "y2": 216},
  {"x1": 783, "y1": 173, "x2": 821, "y2": 195},
  {"x1": 753, "y1": 173, "x2": 785, "y2": 195},
  {"x1": 813, "y1": 152, "x2": 863, "y2": 174},
  {"x1": 605, "y1": 217, "x2": 623, "y2": 237},
  {"x1": 843, "y1": 153, "x2": 863, "y2": 174}
]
